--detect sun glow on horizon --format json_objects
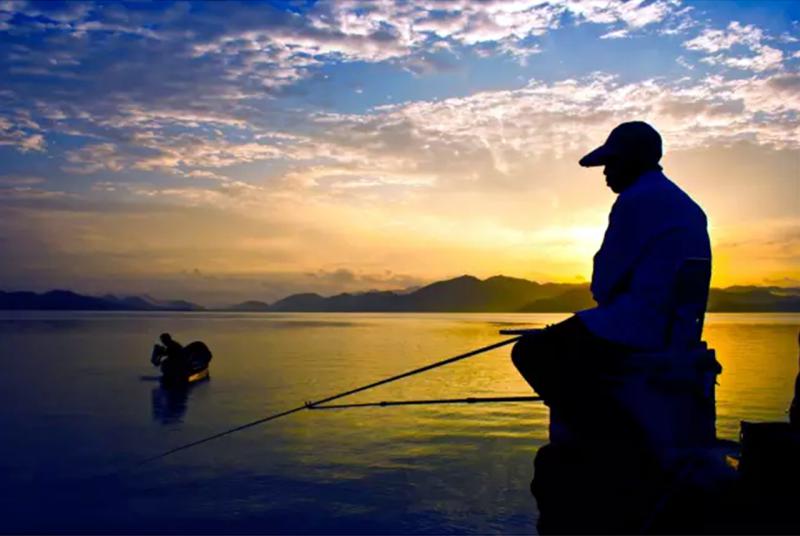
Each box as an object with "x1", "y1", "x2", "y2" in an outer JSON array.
[{"x1": 0, "y1": 1, "x2": 797, "y2": 304}]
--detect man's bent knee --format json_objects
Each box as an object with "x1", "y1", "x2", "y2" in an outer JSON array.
[
  {"x1": 511, "y1": 335, "x2": 547, "y2": 393},
  {"x1": 511, "y1": 335, "x2": 535, "y2": 371}
]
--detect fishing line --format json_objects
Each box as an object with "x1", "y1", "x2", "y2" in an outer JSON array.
[
  {"x1": 138, "y1": 335, "x2": 527, "y2": 466},
  {"x1": 309, "y1": 395, "x2": 542, "y2": 410}
]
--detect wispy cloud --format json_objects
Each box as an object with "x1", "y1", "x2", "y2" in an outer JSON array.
[
  {"x1": 600, "y1": 29, "x2": 630, "y2": 40},
  {"x1": 684, "y1": 21, "x2": 786, "y2": 72},
  {"x1": 684, "y1": 21, "x2": 764, "y2": 53},
  {"x1": 0, "y1": 116, "x2": 44, "y2": 152}
]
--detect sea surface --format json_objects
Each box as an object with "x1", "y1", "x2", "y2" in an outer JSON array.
[{"x1": 0, "y1": 312, "x2": 797, "y2": 534}]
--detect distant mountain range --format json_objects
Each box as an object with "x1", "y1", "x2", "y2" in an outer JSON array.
[
  {"x1": 2, "y1": 276, "x2": 800, "y2": 312},
  {"x1": 0, "y1": 290, "x2": 203, "y2": 311}
]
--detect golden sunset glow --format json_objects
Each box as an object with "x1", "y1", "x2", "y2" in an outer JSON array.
[{"x1": 0, "y1": 1, "x2": 797, "y2": 305}]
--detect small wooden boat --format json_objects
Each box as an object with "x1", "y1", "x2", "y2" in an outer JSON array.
[
  {"x1": 153, "y1": 340, "x2": 213, "y2": 386},
  {"x1": 186, "y1": 367, "x2": 210, "y2": 384},
  {"x1": 160, "y1": 363, "x2": 210, "y2": 386}
]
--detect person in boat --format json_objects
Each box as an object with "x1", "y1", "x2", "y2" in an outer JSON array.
[
  {"x1": 151, "y1": 333, "x2": 189, "y2": 377},
  {"x1": 152, "y1": 333, "x2": 213, "y2": 381},
  {"x1": 511, "y1": 120, "x2": 711, "y2": 430}
]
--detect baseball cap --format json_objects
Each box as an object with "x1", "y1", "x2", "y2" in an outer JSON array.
[{"x1": 579, "y1": 121, "x2": 662, "y2": 167}]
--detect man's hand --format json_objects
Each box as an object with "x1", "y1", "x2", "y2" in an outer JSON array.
[{"x1": 151, "y1": 344, "x2": 166, "y2": 367}]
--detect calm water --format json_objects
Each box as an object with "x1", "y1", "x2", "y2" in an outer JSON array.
[{"x1": 0, "y1": 312, "x2": 797, "y2": 534}]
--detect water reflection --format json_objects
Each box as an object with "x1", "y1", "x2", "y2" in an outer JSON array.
[
  {"x1": 152, "y1": 384, "x2": 189, "y2": 424},
  {"x1": 151, "y1": 381, "x2": 208, "y2": 425}
]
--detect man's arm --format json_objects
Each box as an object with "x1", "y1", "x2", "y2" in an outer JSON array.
[
  {"x1": 590, "y1": 196, "x2": 643, "y2": 305},
  {"x1": 151, "y1": 344, "x2": 166, "y2": 366},
  {"x1": 581, "y1": 225, "x2": 710, "y2": 349}
]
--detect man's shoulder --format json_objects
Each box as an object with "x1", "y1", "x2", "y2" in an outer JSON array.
[
  {"x1": 636, "y1": 171, "x2": 701, "y2": 203},
  {"x1": 628, "y1": 170, "x2": 675, "y2": 195},
  {"x1": 617, "y1": 171, "x2": 707, "y2": 225},
  {"x1": 660, "y1": 173, "x2": 707, "y2": 220}
]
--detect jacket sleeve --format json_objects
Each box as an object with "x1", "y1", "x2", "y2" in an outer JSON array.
[
  {"x1": 584, "y1": 227, "x2": 699, "y2": 348},
  {"x1": 590, "y1": 196, "x2": 643, "y2": 305}
]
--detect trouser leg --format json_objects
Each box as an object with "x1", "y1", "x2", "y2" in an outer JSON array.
[
  {"x1": 513, "y1": 318, "x2": 663, "y2": 534},
  {"x1": 511, "y1": 315, "x2": 642, "y2": 439},
  {"x1": 511, "y1": 315, "x2": 608, "y2": 405}
]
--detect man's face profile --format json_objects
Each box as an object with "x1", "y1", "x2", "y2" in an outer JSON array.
[
  {"x1": 603, "y1": 161, "x2": 627, "y2": 194},
  {"x1": 602, "y1": 157, "x2": 642, "y2": 194}
]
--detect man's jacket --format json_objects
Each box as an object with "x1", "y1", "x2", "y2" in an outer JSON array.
[{"x1": 577, "y1": 170, "x2": 711, "y2": 350}]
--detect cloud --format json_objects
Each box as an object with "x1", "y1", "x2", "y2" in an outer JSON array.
[
  {"x1": 1, "y1": 1, "x2": 798, "y2": 298},
  {"x1": 62, "y1": 136, "x2": 289, "y2": 174},
  {"x1": 684, "y1": 21, "x2": 785, "y2": 72},
  {"x1": 300, "y1": 71, "x2": 800, "y2": 178},
  {"x1": 702, "y1": 44, "x2": 784, "y2": 73},
  {"x1": 1, "y1": 0, "x2": 91, "y2": 27},
  {"x1": 684, "y1": 21, "x2": 763, "y2": 53},
  {"x1": 33, "y1": 61, "x2": 799, "y2": 201},
  {"x1": 565, "y1": 0, "x2": 673, "y2": 29},
  {"x1": 0, "y1": 1, "x2": 688, "y2": 137},
  {"x1": 0, "y1": 115, "x2": 44, "y2": 152},
  {"x1": 0, "y1": 174, "x2": 45, "y2": 186},
  {"x1": 0, "y1": 0, "x2": 702, "y2": 191},
  {"x1": 600, "y1": 29, "x2": 630, "y2": 40},
  {"x1": 0, "y1": 187, "x2": 65, "y2": 200},
  {"x1": 63, "y1": 143, "x2": 127, "y2": 174},
  {"x1": 305, "y1": 268, "x2": 424, "y2": 292},
  {"x1": 396, "y1": 49, "x2": 461, "y2": 76},
  {"x1": 182, "y1": 169, "x2": 230, "y2": 182}
]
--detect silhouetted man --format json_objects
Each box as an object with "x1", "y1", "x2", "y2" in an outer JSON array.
[
  {"x1": 512, "y1": 121, "x2": 711, "y2": 415},
  {"x1": 151, "y1": 332, "x2": 188, "y2": 375},
  {"x1": 160, "y1": 332, "x2": 184, "y2": 356}
]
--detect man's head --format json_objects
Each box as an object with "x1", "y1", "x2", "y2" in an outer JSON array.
[
  {"x1": 579, "y1": 121, "x2": 663, "y2": 193},
  {"x1": 160, "y1": 333, "x2": 172, "y2": 344}
]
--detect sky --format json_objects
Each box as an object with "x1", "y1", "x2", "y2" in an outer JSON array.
[{"x1": 0, "y1": 0, "x2": 798, "y2": 306}]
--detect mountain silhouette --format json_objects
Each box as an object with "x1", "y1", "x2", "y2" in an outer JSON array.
[
  {"x1": 519, "y1": 287, "x2": 597, "y2": 312},
  {"x1": 0, "y1": 290, "x2": 118, "y2": 310},
  {"x1": 707, "y1": 288, "x2": 800, "y2": 312},
  {"x1": 1, "y1": 277, "x2": 798, "y2": 312},
  {"x1": 0, "y1": 290, "x2": 204, "y2": 311},
  {"x1": 267, "y1": 276, "x2": 799, "y2": 313},
  {"x1": 225, "y1": 300, "x2": 271, "y2": 311}
]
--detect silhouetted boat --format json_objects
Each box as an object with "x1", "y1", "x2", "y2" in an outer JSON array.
[
  {"x1": 160, "y1": 364, "x2": 210, "y2": 386},
  {"x1": 153, "y1": 340, "x2": 213, "y2": 386},
  {"x1": 185, "y1": 367, "x2": 210, "y2": 383}
]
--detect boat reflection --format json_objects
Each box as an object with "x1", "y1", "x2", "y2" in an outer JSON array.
[{"x1": 151, "y1": 381, "x2": 207, "y2": 425}]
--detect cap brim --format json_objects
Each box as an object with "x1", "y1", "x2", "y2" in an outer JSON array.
[{"x1": 579, "y1": 144, "x2": 614, "y2": 167}]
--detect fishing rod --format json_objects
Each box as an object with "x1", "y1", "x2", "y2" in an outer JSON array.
[
  {"x1": 309, "y1": 395, "x2": 542, "y2": 410},
  {"x1": 499, "y1": 328, "x2": 542, "y2": 335},
  {"x1": 138, "y1": 334, "x2": 530, "y2": 466}
]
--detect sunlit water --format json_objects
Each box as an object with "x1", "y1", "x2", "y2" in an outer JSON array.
[{"x1": 0, "y1": 312, "x2": 797, "y2": 533}]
